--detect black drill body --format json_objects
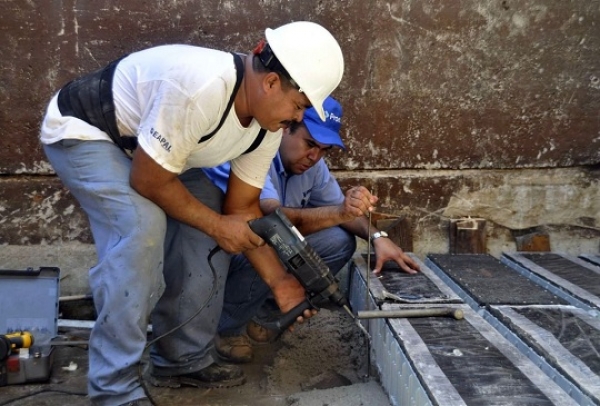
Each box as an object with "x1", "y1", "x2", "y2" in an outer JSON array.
[
  {"x1": 249, "y1": 209, "x2": 348, "y2": 307},
  {"x1": 249, "y1": 209, "x2": 350, "y2": 330}
]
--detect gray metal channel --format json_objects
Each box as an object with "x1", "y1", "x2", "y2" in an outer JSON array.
[
  {"x1": 501, "y1": 253, "x2": 600, "y2": 312},
  {"x1": 423, "y1": 257, "x2": 481, "y2": 312},
  {"x1": 580, "y1": 254, "x2": 600, "y2": 267},
  {"x1": 481, "y1": 307, "x2": 597, "y2": 406},
  {"x1": 424, "y1": 256, "x2": 596, "y2": 405},
  {"x1": 349, "y1": 257, "x2": 433, "y2": 406}
]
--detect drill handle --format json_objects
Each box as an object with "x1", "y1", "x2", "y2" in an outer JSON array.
[{"x1": 278, "y1": 299, "x2": 314, "y2": 331}]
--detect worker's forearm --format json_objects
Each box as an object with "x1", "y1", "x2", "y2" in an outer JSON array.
[
  {"x1": 132, "y1": 172, "x2": 222, "y2": 237},
  {"x1": 340, "y1": 216, "x2": 374, "y2": 241},
  {"x1": 243, "y1": 245, "x2": 291, "y2": 288},
  {"x1": 277, "y1": 206, "x2": 348, "y2": 235}
]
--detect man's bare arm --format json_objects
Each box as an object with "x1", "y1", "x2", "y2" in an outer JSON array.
[
  {"x1": 260, "y1": 185, "x2": 419, "y2": 275},
  {"x1": 261, "y1": 199, "x2": 345, "y2": 235},
  {"x1": 129, "y1": 147, "x2": 261, "y2": 253},
  {"x1": 224, "y1": 172, "x2": 312, "y2": 316},
  {"x1": 340, "y1": 216, "x2": 420, "y2": 274},
  {"x1": 260, "y1": 186, "x2": 376, "y2": 235}
]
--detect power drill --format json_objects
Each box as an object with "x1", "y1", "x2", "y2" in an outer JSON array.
[
  {"x1": 0, "y1": 332, "x2": 34, "y2": 361},
  {"x1": 248, "y1": 208, "x2": 358, "y2": 331},
  {"x1": 0, "y1": 331, "x2": 34, "y2": 386}
]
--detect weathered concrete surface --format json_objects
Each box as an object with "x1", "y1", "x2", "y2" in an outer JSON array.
[
  {"x1": 336, "y1": 166, "x2": 599, "y2": 230},
  {"x1": 2, "y1": 167, "x2": 597, "y2": 269},
  {"x1": 339, "y1": 0, "x2": 600, "y2": 170},
  {"x1": 0, "y1": 177, "x2": 92, "y2": 245},
  {"x1": 338, "y1": 166, "x2": 600, "y2": 257}
]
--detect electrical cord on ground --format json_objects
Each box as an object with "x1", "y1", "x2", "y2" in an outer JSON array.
[
  {"x1": 0, "y1": 388, "x2": 88, "y2": 406},
  {"x1": 0, "y1": 344, "x2": 89, "y2": 406},
  {"x1": 139, "y1": 244, "x2": 222, "y2": 406}
]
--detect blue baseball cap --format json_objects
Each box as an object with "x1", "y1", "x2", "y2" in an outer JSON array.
[{"x1": 303, "y1": 96, "x2": 346, "y2": 150}]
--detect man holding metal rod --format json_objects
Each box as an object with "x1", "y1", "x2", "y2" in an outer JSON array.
[{"x1": 204, "y1": 96, "x2": 421, "y2": 363}]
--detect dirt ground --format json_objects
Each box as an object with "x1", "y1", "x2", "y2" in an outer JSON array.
[
  {"x1": 0, "y1": 245, "x2": 392, "y2": 406},
  {"x1": 0, "y1": 308, "x2": 391, "y2": 406}
]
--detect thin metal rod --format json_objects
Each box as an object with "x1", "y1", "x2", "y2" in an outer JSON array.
[
  {"x1": 365, "y1": 209, "x2": 372, "y2": 378},
  {"x1": 366, "y1": 210, "x2": 372, "y2": 311}
]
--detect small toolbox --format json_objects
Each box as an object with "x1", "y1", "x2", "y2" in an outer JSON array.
[{"x1": 0, "y1": 267, "x2": 60, "y2": 386}]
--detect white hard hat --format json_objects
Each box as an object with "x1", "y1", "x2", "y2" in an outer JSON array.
[{"x1": 265, "y1": 21, "x2": 344, "y2": 121}]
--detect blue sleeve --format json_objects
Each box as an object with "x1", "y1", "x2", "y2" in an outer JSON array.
[
  {"x1": 307, "y1": 160, "x2": 344, "y2": 207},
  {"x1": 259, "y1": 166, "x2": 281, "y2": 202},
  {"x1": 202, "y1": 162, "x2": 231, "y2": 193}
]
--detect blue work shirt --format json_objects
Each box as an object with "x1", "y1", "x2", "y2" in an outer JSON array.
[{"x1": 202, "y1": 153, "x2": 344, "y2": 208}]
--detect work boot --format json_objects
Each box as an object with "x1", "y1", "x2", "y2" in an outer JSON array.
[
  {"x1": 246, "y1": 319, "x2": 279, "y2": 343},
  {"x1": 149, "y1": 362, "x2": 246, "y2": 388},
  {"x1": 215, "y1": 334, "x2": 253, "y2": 363}
]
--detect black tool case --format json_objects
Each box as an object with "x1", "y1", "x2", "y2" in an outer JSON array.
[{"x1": 0, "y1": 267, "x2": 60, "y2": 385}]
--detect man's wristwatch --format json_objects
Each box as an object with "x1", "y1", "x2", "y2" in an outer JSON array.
[{"x1": 371, "y1": 230, "x2": 389, "y2": 241}]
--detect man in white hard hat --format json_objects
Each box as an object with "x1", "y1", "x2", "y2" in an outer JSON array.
[
  {"x1": 39, "y1": 21, "x2": 344, "y2": 406},
  {"x1": 204, "y1": 97, "x2": 420, "y2": 363}
]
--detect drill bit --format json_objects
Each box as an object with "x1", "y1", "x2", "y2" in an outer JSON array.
[{"x1": 342, "y1": 304, "x2": 370, "y2": 337}]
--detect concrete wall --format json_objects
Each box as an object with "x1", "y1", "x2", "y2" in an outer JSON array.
[{"x1": 1, "y1": 0, "x2": 599, "y2": 257}]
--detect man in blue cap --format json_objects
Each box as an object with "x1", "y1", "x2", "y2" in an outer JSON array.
[{"x1": 204, "y1": 96, "x2": 420, "y2": 363}]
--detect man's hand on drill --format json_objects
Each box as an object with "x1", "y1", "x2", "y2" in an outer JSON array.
[
  {"x1": 212, "y1": 214, "x2": 266, "y2": 254},
  {"x1": 272, "y1": 274, "x2": 317, "y2": 328}
]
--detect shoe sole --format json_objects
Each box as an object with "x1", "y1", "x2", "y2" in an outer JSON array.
[
  {"x1": 215, "y1": 351, "x2": 253, "y2": 364},
  {"x1": 148, "y1": 374, "x2": 246, "y2": 389}
]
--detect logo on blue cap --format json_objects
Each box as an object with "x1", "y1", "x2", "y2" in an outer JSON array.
[{"x1": 303, "y1": 97, "x2": 346, "y2": 150}]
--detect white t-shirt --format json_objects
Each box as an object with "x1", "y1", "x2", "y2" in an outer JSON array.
[{"x1": 40, "y1": 45, "x2": 281, "y2": 189}]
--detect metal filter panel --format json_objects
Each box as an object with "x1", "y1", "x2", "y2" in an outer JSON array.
[
  {"x1": 360, "y1": 253, "x2": 463, "y2": 305},
  {"x1": 426, "y1": 254, "x2": 568, "y2": 306},
  {"x1": 349, "y1": 255, "x2": 432, "y2": 406},
  {"x1": 489, "y1": 305, "x2": 600, "y2": 405},
  {"x1": 502, "y1": 252, "x2": 600, "y2": 310},
  {"x1": 349, "y1": 255, "x2": 577, "y2": 405},
  {"x1": 392, "y1": 305, "x2": 578, "y2": 405}
]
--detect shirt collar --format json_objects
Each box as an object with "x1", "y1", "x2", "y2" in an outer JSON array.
[{"x1": 273, "y1": 152, "x2": 293, "y2": 179}]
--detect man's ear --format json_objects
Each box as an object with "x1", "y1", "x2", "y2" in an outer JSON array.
[{"x1": 264, "y1": 72, "x2": 281, "y2": 91}]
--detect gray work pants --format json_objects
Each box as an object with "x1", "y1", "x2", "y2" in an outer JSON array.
[{"x1": 43, "y1": 139, "x2": 230, "y2": 406}]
